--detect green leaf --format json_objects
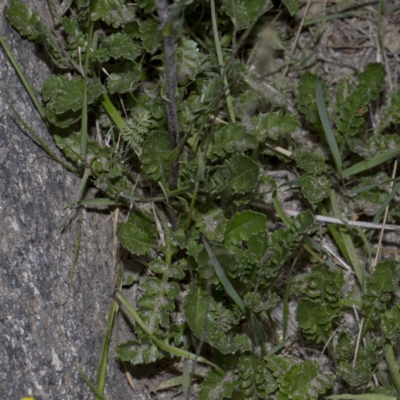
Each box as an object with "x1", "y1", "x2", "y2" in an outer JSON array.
[
  {"x1": 106, "y1": 63, "x2": 142, "y2": 93},
  {"x1": 116, "y1": 212, "x2": 157, "y2": 256},
  {"x1": 183, "y1": 281, "x2": 251, "y2": 354},
  {"x1": 336, "y1": 331, "x2": 352, "y2": 361},
  {"x1": 140, "y1": 19, "x2": 162, "y2": 54},
  {"x1": 296, "y1": 298, "x2": 336, "y2": 343},
  {"x1": 336, "y1": 63, "x2": 386, "y2": 137},
  {"x1": 328, "y1": 395, "x2": 396, "y2": 400},
  {"x1": 115, "y1": 337, "x2": 162, "y2": 365},
  {"x1": 281, "y1": 359, "x2": 334, "y2": 399},
  {"x1": 142, "y1": 277, "x2": 180, "y2": 299},
  {"x1": 194, "y1": 207, "x2": 227, "y2": 242},
  {"x1": 298, "y1": 264, "x2": 344, "y2": 308},
  {"x1": 136, "y1": 0, "x2": 155, "y2": 12},
  {"x1": 252, "y1": 111, "x2": 300, "y2": 141},
  {"x1": 244, "y1": 292, "x2": 280, "y2": 314},
  {"x1": 42, "y1": 76, "x2": 105, "y2": 114},
  {"x1": 140, "y1": 131, "x2": 170, "y2": 185},
  {"x1": 281, "y1": 0, "x2": 299, "y2": 16},
  {"x1": 337, "y1": 355, "x2": 376, "y2": 386},
  {"x1": 379, "y1": 89, "x2": 400, "y2": 133},
  {"x1": 183, "y1": 280, "x2": 210, "y2": 339},
  {"x1": 354, "y1": 190, "x2": 386, "y2": 216},
  {"x1": 299, "y1": 174, "x2": 331, "y2": 204},
  {"x1": 117, "y1": 293, "x2": 223, "y2": 373},
  {"x1": 212, "y1": 123, "x2": 258, "y2": 157},
  {"x1": 92, "y1": 33, "x2": 142, "y2": 62},
  {"x1": 268, "y1": 356, "x2": 334, "y2": 399},
  {"x1": 148, "y1": 259, "x2": 185, "y2": 279},
  {"x1": 199, "y1": 370, "x2": 238, "y2": 400},
  {"x1": 296, "y1": 71, "x2": 320, "y2": 128},
  {"x1": 238, "y1": 353, "x2": 278, "y2": 398},
  {"x1": 202, "y1": 238, "x2": 248, "y2": 316},
  {"x1": 45, "y1": 108, "x2": 81, "y2": 128},
  {"x1": 225, "y1": 210, "x2": 267, "y2": 245},
  {"x1": 90, "y1": 0, "x2": 134, "y2": 27},
  {"x1": 295, "y1": 149, "x2": 329, "y2": 175},
  {"x1": 224, "y1": 154, "x2": 260, "y2": 195},
  {"x1": 221, "y1": 0, "x2": 264, "y2": 30},
  {"x1": 362, "y1": 260, "x2": 398, "y2": 328},
  {"x1": 4, "y1": 0, "x2": 68, "y2": 68},
  {"x1": 60, "y1": 17, "x2": 86, "y2": 50},
  {"x1": 176, "y1": 38, "x2": 205, "y2": 85}
]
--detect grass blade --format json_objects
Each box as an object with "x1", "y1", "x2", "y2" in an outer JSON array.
[
  {"x1": 342, "y1": 148, "x2": 400, "y2": 178},
  {"x1": 6, "y1": 100, "x2": 78, "y2": 175},
  {"x1": 96, "y1": 300, "x2": 118, "y2": 396},
  {"x1": 202, "y1": 236, "x2": 248, "y2": 316},
  {"x1": 330, "y1": 191, "x2": 363, "y2": 286},
  {"x1": 76, "y1": 365, "x2": 109, "y2": 400},
  {"x1": 315, "y1": 80, "x2": 342, "y2": 174},
  {"x1": 116, "y1": 292, "x2": 224, "y2": 375},
  {"x1": 385, "y1": 345, "x2": 400, "y2": 396},
  {"x1": 0, "y1": 34, "x2": 46, "y2": 120}
]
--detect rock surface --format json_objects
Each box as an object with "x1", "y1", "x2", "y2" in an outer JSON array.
[{"x1": 0, "y1": 1, "x2": 134, "y2": 398}]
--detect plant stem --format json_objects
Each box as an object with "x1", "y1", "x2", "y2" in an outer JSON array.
[
  {"x1": 155, "y1": 0, "x2": 180, "y2": 190},
  {"x1": 210, "y1": 0, "x2": 236, "y2": 123}
]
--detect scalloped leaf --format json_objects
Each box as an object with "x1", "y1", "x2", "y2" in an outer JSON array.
[
  {"x1": 199, "y1": 371, "x2": 238, "y2": 400},
  {"x1": 238, "y1": 353, "x2": 278, "y2": 398},
  {"x1": 90, "y1": 0, "x2": 134, "y2": 27},
  {"x1": 116, "y1": 212, "x2": 157, "y2": 256},
  {"x1": 295, "y1": 149, "x2": 329, "y2": 175},
  {"x1": 281, "y1": 359, "x2": 334, "y2": 399},
  {"x1": 362, "y1": 260, "x2": 398, "y2": 328},
  {"x1": 337, "y1": 346, "x2": 378, "y2": 387},
  {"x1": 299, "y1": 174, "x2": 331, "y2": 204},
  {"x1": 183, "y1": 281, "x2": 251, "y2": 354},
  {"x1": 224, "y1": 154, "x2": 260, "y2": 195},
  {"x1": 225, "y1": 210, "x2": 267, "y2": 245},
  {"x1": 140, "y1": 131, "x2": 170, "y2": 185},
  {"x1": 115, "y1": 337, "x2": 162, "y2": 365},
  {"x1": 296, "y1": 299, "x2": 337, "y2": 343},
  {"x1": 221, "y1": 0, "x2": 264, "y2": 30},
  {"x1": 193, "y1": 207, "x2": 227, "y2": 242},
  {"x1": 42, "y1": 76, "x2": 105, "y2": 114},
  {"x1": 252, "y1": 111, "x2": 300, "y2": 141},
  {"x1": 4, "y1": 0, "x2": 69, "y2": 68},
  {"x1": 140, "y1": 19, "x2": 162, "y2": 54},
  {"x1": 176, "y1": 38, "x2": 205, "y2": 85},
  {"x1": 336, "y1": 63, "x2": 386, "y2": 137},
  {"x1": 106, "y1": 63, "x2": 142, "y2": 93},
  {"x1": 92, "y1": 32, "x2": 142, "y2": 62},
  {"x1": 212, "y1": 123, "x2": 258, "y2": 157},
  {"x1": 296, "y1": 71, "x2": 320, "y2": 128}
]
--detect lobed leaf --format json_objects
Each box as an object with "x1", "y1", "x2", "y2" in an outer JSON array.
[
  {"x1": 90, "y1": 0, "x2": 134, "y2": 27},
  {"x1": 42, "y1": 76, "x2": 105, "y2": 114}
]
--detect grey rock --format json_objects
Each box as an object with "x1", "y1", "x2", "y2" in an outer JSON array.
[{"x1": 0, "y1": 1, "x2": 135, "y2": 399}]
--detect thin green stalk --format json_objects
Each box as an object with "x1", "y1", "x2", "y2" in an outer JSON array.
[
  {"x1": 330, "y1": 191, "x2": 363, "y2": 286},
  {"x1": 57, "y1": 211, "x2": 83, "y2": 306},
  {"x1": 116, "y1": 292, "x2": 224, "y2": 375},
  {"x1": 0, "y1": 34, "x2": 46, "y2": 121},
  {"x1": 80, "y1": 22, "x2": 94, "y2": 163},
  {"x1": 210, "y1": 0, "x2": 236, "y2": 123},
  {"x1": 6, "y1": 100, "x2": 78, "y2": 175},
  {"x1": 100, "y1": 94, "x2": 125, "y2": 130},
  {"x1": 385, "y1": 345, "x2": 400, "y2": 396},
  {"x1": 316, "y1": 80, "x2": 342, "y2": 174},
  {"x1": 77, "y1": 365, "x2": 109, "y2": 400}
]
